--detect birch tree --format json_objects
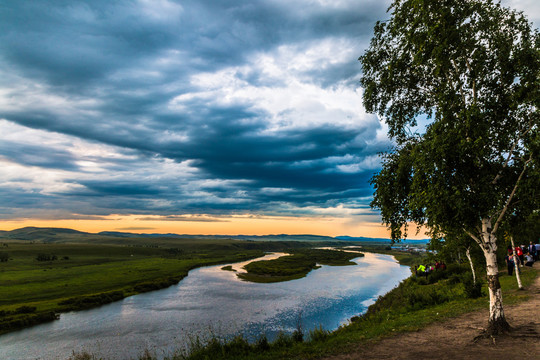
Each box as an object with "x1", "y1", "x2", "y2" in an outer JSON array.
[{"x1": 360, "y1": 0, "x2": 539, "y2": 335}]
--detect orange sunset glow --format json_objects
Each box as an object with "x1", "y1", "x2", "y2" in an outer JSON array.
[{"x1": 0, "y1": 214, "x2": 427, "y2": 239}]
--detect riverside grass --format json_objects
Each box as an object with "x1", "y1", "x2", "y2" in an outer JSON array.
[{"x1": 83, "y1": 263, "x2": 537, "y2": 360}]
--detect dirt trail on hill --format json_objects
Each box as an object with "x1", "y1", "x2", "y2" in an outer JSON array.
[{"x1": 323, "y1": 264, "x2": 540, "y2": 360}]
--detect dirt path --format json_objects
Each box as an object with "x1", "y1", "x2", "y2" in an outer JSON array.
[{"x1": 323, "y1": 264, "x2": 540, "y2": 360}]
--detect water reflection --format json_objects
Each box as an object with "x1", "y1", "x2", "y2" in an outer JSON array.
[{"x1": 0, "y1": 252, "x2": 410, "y2": 360}]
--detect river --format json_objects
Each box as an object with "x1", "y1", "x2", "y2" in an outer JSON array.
[{"x1": 0, "y1": 252, "x2": 410, "y2": 360}]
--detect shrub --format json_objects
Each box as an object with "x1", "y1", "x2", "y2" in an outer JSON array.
[
  {"x1": 447, "y1": 273, "x2": 463, "y2": 285},
  {"x1": 292, "y1": 328, "x2": 304, "y2": 343},
  {"x1": 66, "y1": 351, "x2": 96, "y2": 360},
  {"x1": 406, "y1": 285, "x2": 449, "y2": 310},
  {"x1": 223, "y1": 335, "x2": 251, "y2": 355},
  {"x1": 15, "y1": 306, "x2": 36, "y2": 314},
  {"x1": 426, "y1": 269, "x2": 448, "y2": 284},
  {"x1": 58, "y1": 291, "x2": 124, "y2": 310},
  {"x1": 273, "y1": 331, "x2": 294, "y2": 348},
  {"x1": 36, "y1": 253, "x2": 57, "y2": 261},
  {"x1": 308, "y1": 325, "x2": 330, "y2": 342},
  {"x1": 462, "y1": 276, "x2": 483, "y2": 299},
  {"x1": 133, "y1": 277, "x2": 180, "y2": 293},
  {"x1": 0, "y1": 311, "x2": 58, "y2": 332},
  {"x1": 255, "y1": 335, "x2": 270, "y2": 351}
]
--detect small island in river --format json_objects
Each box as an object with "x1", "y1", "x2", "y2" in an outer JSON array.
[{"x1": 237, "y1": 248, "x2": 363, "y2": 283}]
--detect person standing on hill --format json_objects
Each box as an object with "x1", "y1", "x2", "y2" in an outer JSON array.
[
  {"x1": 416, "y1": 264, "x2": 426, "y2": 276},
  {"x1": 505, "y1": 255, "x2": 515, "y2": 276},
  {"x1": 529, "y1": 242, "x2": 537, "y2": 261},
  {"x1": 515, "y1": 246, "x2": 524, "y2": 267}
]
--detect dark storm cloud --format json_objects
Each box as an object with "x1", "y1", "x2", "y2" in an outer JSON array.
[
  {"x1": 0, "y1": 0, "x2": 393, "y2": 219},
  {"x1": 0, "y1": 140, "x2": 80, "y2": 170}
]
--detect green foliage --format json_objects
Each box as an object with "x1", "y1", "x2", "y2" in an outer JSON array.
[
  {"x1": 255, "y1": 335, "x2": 270, "y2": 351},
  {"x1": 273, "y1": 332, "x2": 295, "y2": 348},
  {"x1": 360, "y1": 0, "x2": 539, "y2": 242},
  {"x1": 58, "y1": 291, "x2": 125, "y2": 311},
  {"x1": 66, "y1": 351, "x2": 99, "y2": 360},
  {"x1": 35, "y1": 253, "x2": 57, "y2": 261},
  {"x1": 133, "y1": 278, "x2": 182, "y2": 293},
  {"x1": 360, "y1": 1, "x2": 538, "y2": 331},
  {"x1": 308, "y1": 325, "x2": 330, "y2": 342},
  {"x1": 0, "y1": 311, "x2": 58, "y2": 333},
  {"x1": 462, "y1": 276, "x2": 484, "y2": 299},
  {"x1": 15, "y1": 305, "x2": 36, "y2": 314}
]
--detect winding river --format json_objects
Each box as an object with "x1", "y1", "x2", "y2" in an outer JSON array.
[{"x1": 0, "y1": 252, "x2": 410, "y2": 360}]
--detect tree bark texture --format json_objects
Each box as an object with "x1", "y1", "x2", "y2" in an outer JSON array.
[
  {"x1": 481, "y1": 218, "x2": 511, "y2": 334},
  {"x1": 510, "y1": 236, "x2": 523, "y2": 290},
  {"x1": 465, "y1": 247, "x2": 476, "y2": 285}
]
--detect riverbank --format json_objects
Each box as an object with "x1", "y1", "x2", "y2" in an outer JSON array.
[
  {"x1": 323, "y1": 261, "x2": 540, "y2": 360},
  {"x1": 114, "y1": 261, "x2": 536, "y2": 360}
]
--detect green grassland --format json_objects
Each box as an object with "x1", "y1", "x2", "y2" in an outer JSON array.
[{"x1": 237, "y1": 248, "x2": 363, "y2": 283}]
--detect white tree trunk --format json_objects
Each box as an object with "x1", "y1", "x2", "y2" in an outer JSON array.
[
  {"x1": 465, "y1": 247, "x2": 476, "y2": 285},
  {"x1": 510, "y1": 236, "x2": 523, "y2": 290},
  {"x1": 481, "y1": 218, "x2": 510, "y2": 334}
]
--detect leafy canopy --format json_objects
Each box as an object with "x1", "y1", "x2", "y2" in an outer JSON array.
[{"x1": 360, "y1": 0, "x2": 540, "y2": 240}]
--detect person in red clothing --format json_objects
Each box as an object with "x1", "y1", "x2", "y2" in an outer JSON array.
[{"x1": 515, "y1": 246, "x2": 524, "y2": 266}]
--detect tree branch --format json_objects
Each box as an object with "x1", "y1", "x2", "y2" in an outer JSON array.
[
  {"x1": 450, "y1": 59, "x2": 467, "y2": 106},
  {"x1": 464, "y1": 227, "x2": 483, "y2": 247},
  {"x1": 492, "y1": 154, "x2": 533, "y2": 234},
  {"x1": 492, "y1": 120, "x2": 534, "y2": 185},
  {"x1": 465, "y1": 58, "x2": 476, "y2": 104}
]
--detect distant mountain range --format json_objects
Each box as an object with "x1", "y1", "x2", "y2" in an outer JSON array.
[{"x1": 0, "y1": 226, "x2": 429, "y2": 244}]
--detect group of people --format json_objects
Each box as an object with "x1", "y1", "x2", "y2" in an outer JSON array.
[
  {"x1": 505, "y1": 241, "x2": 539, "y2": 276},
  {"x1": 416, "y1": 261, "x2": 446, "y2": 276}
]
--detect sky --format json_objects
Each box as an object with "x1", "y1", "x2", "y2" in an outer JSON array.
[{"x1": 1, "y1": 0, "x2": 539, "y2": 238}]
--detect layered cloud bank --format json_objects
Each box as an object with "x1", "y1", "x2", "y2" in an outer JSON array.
[{"x1": 0, "y1": 0, "x2": 538, "y2": 235}]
